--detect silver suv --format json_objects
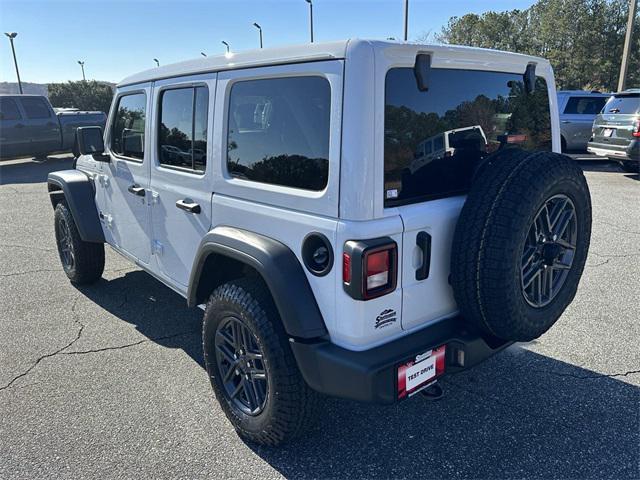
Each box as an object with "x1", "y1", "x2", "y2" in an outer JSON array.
[
  {"x1": 557, "y1": 90, "x2": 610, "y2": 152},
  {"x1": 47, "y1": 40, "x2": 592, "y2": 446}
]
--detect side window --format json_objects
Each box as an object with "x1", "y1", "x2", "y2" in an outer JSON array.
[
  {"x1": 0, "y1": 98, "x2": 22, "y2": 120},
  {"x1": 226, "y1": 76, "x2": 330, "y2": 191},
  {"x1": 20, "y1": 97, "x2": 50, "y2": 119},
  {"x1": 158, "y1": 86, "x2": 208, "y2": 172},
  {"x1": 564, "y1": 97, "x2": 607, "y2": 115},
  {"x1": 111, "y1": 93, "x2": 146, "y2": 160}
]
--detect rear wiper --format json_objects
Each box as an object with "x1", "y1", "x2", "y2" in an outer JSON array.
[{"x1": 609, "y1": 108, "x2": 621, "y2": 113}]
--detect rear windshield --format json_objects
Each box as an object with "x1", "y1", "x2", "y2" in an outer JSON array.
[
  {"x1": 602, "y1": 94, "x2": 640, "y2": 114},
  {"x1": 384, "y1": 68, "x2": 551, "y2": 207}
]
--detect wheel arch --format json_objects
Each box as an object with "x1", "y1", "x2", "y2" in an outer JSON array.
[
  {"x1": 47, "y1": 170, "x2": 105, "y2": 243},
  {"x1": 188, "y1": 226, "x2": 328, "y2": 340}
]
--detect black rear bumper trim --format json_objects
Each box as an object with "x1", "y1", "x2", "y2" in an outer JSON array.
[{"x1": 290, "y1": 315, "x2": 511, "y2": 404}]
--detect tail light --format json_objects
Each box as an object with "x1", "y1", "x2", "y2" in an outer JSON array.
[
  {"x1": 343, "y1": 238, "x2": 398, "y2": 300},
  {"x1": 632, "y1": 119, "x2": 640, "y2": 138}
]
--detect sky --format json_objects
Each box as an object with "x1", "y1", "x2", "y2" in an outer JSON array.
[{"x1": 0, "y1": 0, "x2": 536, "y2": 84}]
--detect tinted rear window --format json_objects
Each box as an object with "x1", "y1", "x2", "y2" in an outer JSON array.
[
  {"x1": 226, "y1": 76, "x2": 330, "y2": 191},
  {"x1": 602, "y1": 94, "x2": 640, "y2": 114},
  {"x1": 20, "y1": 97, "x2": 51, "y2": 119},
  {"x1": 384, "y1": 68, "x2": 551, "y2": 207},
  {"x1": 564, "y1": 96, "x2": 607, "y2": 115}
]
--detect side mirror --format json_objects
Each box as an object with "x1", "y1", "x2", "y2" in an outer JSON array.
[{"x1": 76, "y1": 126, "x2": 106, "y2": 158}]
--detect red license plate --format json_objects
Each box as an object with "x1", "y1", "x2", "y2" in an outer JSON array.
[{"x1": 397, "y1": 345, "x2": 446, "y2": 399}]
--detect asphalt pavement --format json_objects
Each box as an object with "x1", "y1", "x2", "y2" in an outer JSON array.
[{"x1": 0, "y1": 154, "x2": 638, "y2": 479}]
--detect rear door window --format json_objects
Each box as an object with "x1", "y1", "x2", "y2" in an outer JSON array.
[
  {"x1": 226, "y1": 76, "x2": 330, "y2": 191},
  {"x1": 602, "y1": 94, "x2": 640, "y2": 114},
  {"x1": 384, "y1": 68, "x2": 551, "y2": 207},
  {"x1": 564, "y1": 96, "x2": 607, "y2": 115},
  {"x1": 0, "y1": 98, "x2": 22, "y2": 120},
  {"x1": 158, "y1": 86, "x2": 208, "y2": 172},
  {"x1": 111, "y1": 93, "x2": 147, "y2": 161},
  {"x1": 20, "y1": 97, "x2": 51, "y2": 119}
]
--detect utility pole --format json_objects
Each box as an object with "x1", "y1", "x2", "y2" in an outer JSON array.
[
  {"x1": 78, "y1": 60, "x2": 86, "y2": 81},
  {"x1": 305, "y1": 0, "x2": 314, "y2": 43},
  {"x1": 4, "y1": 32, "x2": 23, "y2": 94},
  {"x1": 403, "y1": 0, "x2": 409, "y2": 41},
  {"x1": 618, "y1": 0, "x2": 637, "y2": 92}
]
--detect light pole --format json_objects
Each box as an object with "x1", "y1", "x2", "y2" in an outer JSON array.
[
  {"x1": 403, "y1": 0, "x2": 409, "y2": 41},
  {"x1": 201, "y1": 52, "x2": 207, "y2": 57},
  {"x1": 222, "y1": 41, "x2": 230, "y2": 54},
  {"x1": 153, "y1": 58, "x2": 160, "y2": 67},
  {"x1": 618, "y1": 0, "x2": 637, "y2": 91},
  {"x1": 253, "y1": 22, "x2": 263, "y2": 49},
  {"x1": 4, "y1": 32, "x2": 23, "y2": 94},
  {"x1": 305, "y1": 0, "x2": 314, "y2": 43},
  {"x1": 78, "y1": 60, "x2": 86, "y2": 81}
]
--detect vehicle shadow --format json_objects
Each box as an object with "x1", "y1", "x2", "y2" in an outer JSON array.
[
  {"x1": 76, "y1": 270, "x2": 639, "y2": 479},
  {"x1": 577, "y1": 159, "x2": 624, "y2": 173},
  {"x1": 0, "y1": 155, "x2": 75, "y2": 186}
]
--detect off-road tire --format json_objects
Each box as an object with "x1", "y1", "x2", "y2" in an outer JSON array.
[
  {"x1": 202, "y1": 277, "x2": 318, "y2": 446},
  {"x1": 620, "y1": 160, "x2": 639, "y2": 174},
  {"x1": 54, "y1": 202, "x2": 105, "y2": 284},
  {"x1": 451, "y1": 150, "x2": 592, "y2": 341}
]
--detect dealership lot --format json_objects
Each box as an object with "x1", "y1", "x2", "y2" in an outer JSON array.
[{"x1": 0, "y1": 155, "x2": 638, "y2": 479}]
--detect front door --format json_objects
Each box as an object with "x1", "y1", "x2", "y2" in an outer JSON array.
[
  {"x1": 102, "y1": 88, "x2": 152, "y2": 264},
  {"x1": 149, "y1": 76, "x2": 215, "y2": 287}
]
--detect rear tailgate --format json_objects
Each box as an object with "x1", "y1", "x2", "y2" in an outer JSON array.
[{"x1": 590, "y1": 93, "x2": 640, "y2": 151}]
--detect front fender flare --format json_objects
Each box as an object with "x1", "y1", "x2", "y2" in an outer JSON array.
[
  {"x1": 47, "y1": 170, "x2": 105, "y2": 243},
  {"x1": 188, "y1": 227, "x2": 328, "y2": 340}
]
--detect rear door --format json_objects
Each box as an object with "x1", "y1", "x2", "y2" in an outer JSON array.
[
  {"x1": 0, "y1": 97, "x2": 28, "y2": 158},
  {"x1": 16, "y1": 96, "x2": 60, "y2": 154},
  {"x1": 383, "y1": 67, "x2": 554, "y2": 331},
  {"x1": 148, "y1": 74, "x2": 215, "y2": 288}
]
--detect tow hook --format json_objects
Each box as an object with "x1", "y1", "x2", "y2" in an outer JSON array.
[{"x1": 420, "y1": 382, "x2": 444, "y2": 401}]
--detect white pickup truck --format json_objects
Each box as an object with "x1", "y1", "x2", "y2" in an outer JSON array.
[{"x1": 0, "y1": 94, "x2": 106, "y2": 160}]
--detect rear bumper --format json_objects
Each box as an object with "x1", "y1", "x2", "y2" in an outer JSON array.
[
  {"x1": 587, "y1": 139, "x2": 639, "y2": 161},
  {"x1": 290, "y1": 316, "x2": 510, "y2": 404}
]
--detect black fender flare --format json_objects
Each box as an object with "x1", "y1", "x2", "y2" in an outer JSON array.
[
  {"x1": 47, "y1": 170, "x2": 105, "y2": 243},
  {"x1": 188, "y1": 227, "x2": 328, "y2": 340}
]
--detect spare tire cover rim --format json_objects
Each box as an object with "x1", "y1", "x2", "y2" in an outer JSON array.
[{"x1": 521, "y1": 194, "x2": 577, "y2": 308}]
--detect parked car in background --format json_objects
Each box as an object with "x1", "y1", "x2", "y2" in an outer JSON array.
[
  {"x1": 0, "y1": 94, "x2": 106, "y2": 160},
  {"x1": 587, "y1": 89, "x2": 640, "y2": 173},
  {"x1": 557, "y1": 90, "x2": 611, "y2": 152}
]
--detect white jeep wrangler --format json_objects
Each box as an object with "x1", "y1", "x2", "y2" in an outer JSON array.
[{"x1": 48, "y1": 40, "x2": 592, "y2": 446}]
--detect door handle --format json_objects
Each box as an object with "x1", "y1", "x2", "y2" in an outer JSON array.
[
  {"x1": 176, "y1": 199, "x2": 201, "y2": 214},
  {"x1": 561, "y1": 120, "x2": 571, "y2": 124},
  {"x1": 127, "y1": 184, "x2": 146, "y2": 197},
  {"x1": 415, "y1": 231, "x2": 432, "y2": 281}
]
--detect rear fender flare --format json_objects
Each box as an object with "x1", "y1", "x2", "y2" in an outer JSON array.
[{"x1": 188, "y1": 227, "x2": 328, "y2": 340}]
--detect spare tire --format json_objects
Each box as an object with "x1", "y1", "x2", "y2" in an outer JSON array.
[{"x1": 451, "y1": 149, "x2": 592, "y2": 341}]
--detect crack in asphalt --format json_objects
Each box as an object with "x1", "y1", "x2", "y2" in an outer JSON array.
[
  {"x1": 597, "y1": 220, "x2": 640, "y2": 236},
  {"x1": 0, "y1": 243, "x2": 55, "y2": 252},
  {"x1": 590, "y1": 251, "x2": 640, "y2": 259},
  {"x1": 0, "y1": 291, "x2": 197, "y2": 392},
  {"x1": 536, "y1": 368, "x2": 640, "y2": 380},
  {"x1": 0, "y1": 295, "x2": 85, "y2": 392}
]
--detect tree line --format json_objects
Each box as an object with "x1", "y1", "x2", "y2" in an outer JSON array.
[{"x1": 435, "y1": 0, "x2": 639, "y2": 91}]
